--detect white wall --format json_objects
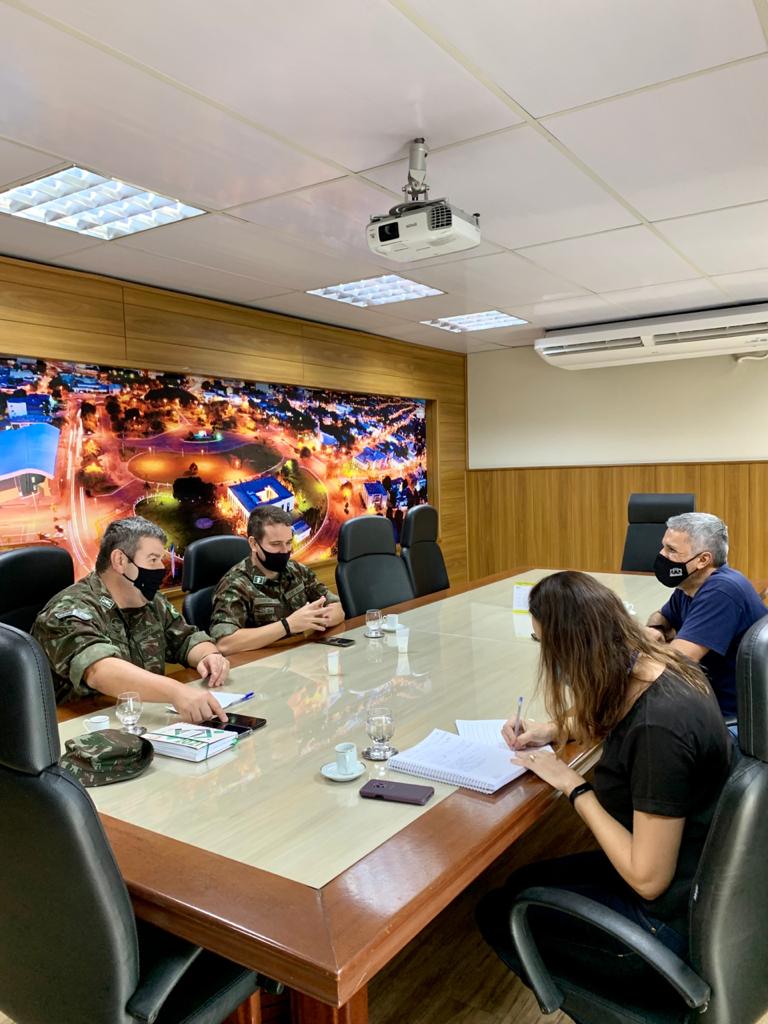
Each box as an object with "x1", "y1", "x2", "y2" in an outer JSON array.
[{"x1": 467, "y1": 345, "x2": 768, "y2": 468}]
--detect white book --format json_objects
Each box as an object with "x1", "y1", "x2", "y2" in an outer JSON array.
[
  {"x1": 388, "y1": 728, "x2": 527, "y2": 795},
  {"x1": 144, "y1": 723, "x2": 238, "y2": 762}
]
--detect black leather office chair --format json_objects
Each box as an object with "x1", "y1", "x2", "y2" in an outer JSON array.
[
  {"x1": 400, "y1": 504, "x2": 449, "y2": 598},
  {"x1": 506, "y1": 615, "x2": 768, "y2": 1024},
  {"x1": 621, "y1": 493, "x2": 696, "y2": 572},
  {"x1": 0, "y1": 622, "x2": 275, "y2": 1024},
  {"x1": 181, "y1": 535, "x2": 250, "y2": 632},
  {"x1": 0, "y1": 544, "x2": 75, "y2": 633},
  {"x1": 335, "y1": 515, "x2": 415, "y2": 618}
]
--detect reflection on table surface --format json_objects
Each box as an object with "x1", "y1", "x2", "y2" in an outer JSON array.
[{"x1": 58, "y1": 569, "x2": 668, "y2": 888}]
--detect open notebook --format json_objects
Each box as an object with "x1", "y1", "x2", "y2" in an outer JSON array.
[{"x1": 388, "y1": 727, "x2": 534, "y2": 794}]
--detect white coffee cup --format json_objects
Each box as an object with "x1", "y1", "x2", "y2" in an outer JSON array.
[
  {"x1": 83, "y1": 715, "x2": 110, "y2": 733},
  {"x1": 327, "y1": 649, "x2": 341, "y2": 675},
  {"x1": 385, "y1": 613, "x2": 399, "y2": 631},
  {"x1": 396, "y1": 626, "x2": 410, "y2": 653},
  {"x1": 335, "y1": 741, "x2": 357, "y2": 775}
]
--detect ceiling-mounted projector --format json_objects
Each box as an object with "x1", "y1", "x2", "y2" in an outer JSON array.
[{"x1": 366, "y1": 138, "x2": 481, "y2": 262}]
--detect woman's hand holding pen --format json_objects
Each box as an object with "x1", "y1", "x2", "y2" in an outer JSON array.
[{"x1": 502, "y1": 717, "x2": 559, "y2": 751}]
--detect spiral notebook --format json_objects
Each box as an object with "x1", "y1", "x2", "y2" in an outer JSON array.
[{"x1": 388, "y1": 728, "x2": 526, "y2": 794}]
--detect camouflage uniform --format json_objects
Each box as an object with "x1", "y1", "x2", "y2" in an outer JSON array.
[
  {"x1": 209, "y1": 557, "x2": 340, "y2": 641},
  {"x1": 32, "y1": 572, "x2": 211, "y2": 704}
]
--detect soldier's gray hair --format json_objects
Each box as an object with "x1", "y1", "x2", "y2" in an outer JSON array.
[
  {"x1": 96, "y1": 516, "x2": 167, "y2": 573},
  {"x1": 666, "y1": 512, "x2": 728, "y2": 567},
  {"x1": 247, "y1": 505, "x2": 292, "y2": 542}
]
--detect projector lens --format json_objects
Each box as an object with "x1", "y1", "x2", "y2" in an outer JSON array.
[{"x1": 378, "y1": 222, "x2": 400, "y2": 242}]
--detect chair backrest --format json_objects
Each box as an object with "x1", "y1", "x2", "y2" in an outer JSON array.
[
  {"x1": 620, "y1": 493, "x2": 695, "y2": 572},
  {"x1": 688, "y1": 617, "x2": 768, "y2": 1024},
  {"x1": 182, "y1": 585, "x2": 216, "y2": 633},
  {"x1": 335, "y1": 515, "x2": 415, "y2": 618},
  {"x1": 0, "y1": 545, "x2": 75, "y2": 632},
  {"x1": 181, "y1": 535, "x2": 251, "y2": 592},
  {"x1": 400, "y1": 505, "x2": 450, "y2": 598},
  {"x1": 0, "y1": 624, "x2": 139, "y2": 1024}
]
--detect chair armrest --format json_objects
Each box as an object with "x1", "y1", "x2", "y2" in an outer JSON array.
[
  {"x1": 509, "y1": 886, "x2": 710, "y2": 1015},
  {"x1": 126, "y1": 921, "x2": 204, "y2": 1023}
]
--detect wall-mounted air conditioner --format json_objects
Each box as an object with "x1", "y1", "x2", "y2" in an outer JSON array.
[{"x1": 534, "y1": 303, "x2": 768, "y2": 370}]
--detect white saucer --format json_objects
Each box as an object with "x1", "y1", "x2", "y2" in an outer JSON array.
[
  {"x1": 381, "y1": 624, "x2": 399, "y2": 633},
  {"x1": 321, "y1": 760, "x2": 366, "y2": 782}
]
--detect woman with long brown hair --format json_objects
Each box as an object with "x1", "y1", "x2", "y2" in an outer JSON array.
[{"x1": 477, "y1": 570, "x2": 731, "y2": 974}]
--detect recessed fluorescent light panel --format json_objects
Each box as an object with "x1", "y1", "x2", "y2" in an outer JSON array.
[
  {"x1": 0, "y1": 166, "x2": 205, "y2": 240},
  {"x1": 421, "y1": 310, "x2": 529, "y2": 333},
  {"x1": 307, "y1": 274, "x2": 443, "y2": 307}
]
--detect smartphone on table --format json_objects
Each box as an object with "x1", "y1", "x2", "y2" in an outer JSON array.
[
  {"x1": 203, "y1": 713, "x2": 267, "y2": 736},
  {"x1": 315, "y1": 637, "x2": 356, "y2": 647},
  {"x1": 359, "y1": 779, "x2": 434, "y2": 806}
]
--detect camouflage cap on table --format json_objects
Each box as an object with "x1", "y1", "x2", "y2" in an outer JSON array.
[{"x1": 60, "y1": 729, "x2": 154, "y2": 787}]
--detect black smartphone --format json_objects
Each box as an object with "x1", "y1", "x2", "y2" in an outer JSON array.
[
  {"x1": 203, "y1": 713, "x2": 267, "y2": 735},
  {"x1": 315, "y1": 637, "x2": 356, "y2": 647},
  {"x1": 359, "y1": 779, "x2": 434, "y2": 806}
]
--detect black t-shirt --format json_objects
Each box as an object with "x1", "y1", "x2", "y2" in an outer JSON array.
[{"x1": 594, "y1": 670, "x2": 731, "y2": 933}]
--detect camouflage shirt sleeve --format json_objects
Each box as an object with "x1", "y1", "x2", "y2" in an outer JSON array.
[
  {"x1": 209, "y1": 571, "x2": 254, "y2": 640},
  {"x1": 156, "y1": 594, "x2": 211, "y2": 665},
  {"x1": 295, "y1": 562, "x2": 340, "y2": 604},
  {"x1": 32, "y1": 598, "x2": 120, "y2": 697}
]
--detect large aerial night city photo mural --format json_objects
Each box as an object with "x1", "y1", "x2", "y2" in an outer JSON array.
[{"x1": 0, "y1": 355, "x2": 427, "y2": 583}]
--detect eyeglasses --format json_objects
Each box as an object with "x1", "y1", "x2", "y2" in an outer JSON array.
[{"x1": 530, "y1": 632, "x2": 540, "y2": 643}]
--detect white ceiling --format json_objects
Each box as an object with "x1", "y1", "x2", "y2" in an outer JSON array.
[{"x1": 0, "y1": 0, "x2": 767, "y2": 354}]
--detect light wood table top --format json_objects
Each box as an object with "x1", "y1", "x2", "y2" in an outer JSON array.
[{"x1": 59, "y1": 569, "x2": 669, "y2": 1016}]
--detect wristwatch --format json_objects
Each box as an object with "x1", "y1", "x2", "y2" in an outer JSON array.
[
  {"x1": 568, "y1": 782, "x2": 594, "y2": 806},
  {"x1": 280, "y1": 617, "x2": 291, "y2": 637}
]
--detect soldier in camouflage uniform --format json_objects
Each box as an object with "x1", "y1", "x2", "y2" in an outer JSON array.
[
  {"x1": 210, "y1": 505, "x2": 344, "y2": 655},
  {"x1": 33, "y1": 517, "x2": 230, "y2": 723}
]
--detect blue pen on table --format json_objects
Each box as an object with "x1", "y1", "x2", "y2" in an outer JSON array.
[{"x1": 513, "y1": 696, "x2": 524, "y2": 743}]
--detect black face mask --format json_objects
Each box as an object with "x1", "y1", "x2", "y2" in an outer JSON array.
[
  {"x1": 121, "y1": 553, "x2": 166, "y2": 601},
  {"x1": 653, "y1": 551, "x2": 705, "y2": 588},
  {"x1": 254, "y1": 542, "x2": 291, "y2": 574}
]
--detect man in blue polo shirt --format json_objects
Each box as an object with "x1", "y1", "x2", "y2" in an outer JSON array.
[{"x1": 646, "y1": 512, "x2": 766, "y2": 718}]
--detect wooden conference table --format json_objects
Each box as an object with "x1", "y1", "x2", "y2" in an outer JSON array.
[{"x1": 59, "y1": 568, "x2": 670, "y2": 1023}]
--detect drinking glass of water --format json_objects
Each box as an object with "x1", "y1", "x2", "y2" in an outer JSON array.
[
  {"x1": 365, "y1": 609, "x2": 383, "y2": 638},
  {"x1": 116, "y1": 691, "x2": 145, "y2": 735},
  {"x1": 363, "y1": 705, "x2": 398, "y2": 761}
]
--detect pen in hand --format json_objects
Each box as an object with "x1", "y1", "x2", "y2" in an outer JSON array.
[{"x1": 512, "y1": 696, "x2": 524, "y2": 746}]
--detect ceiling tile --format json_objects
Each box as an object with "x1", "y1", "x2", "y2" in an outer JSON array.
[
  {"x1": 519, "y1": 226, "x2": 700, "y2": 292},
  {"x1": 0, "y1": 5, "x2": 339, "y2": 212},
  {"x1": 116, "y1": 214, "x2": 389, "y2": 292},
  {"x1": 374, "y1": 320, "x2": 506, "y2": 353},
  {"x1": 404, "y1": 0, "x2": 766, "y2": 116},
  {"x1": 0, "y1": 137, "x2": 64, "y2": 189},
  {"x1": 710, "y1": 268, "x2": 768, "y2": 303},
  {"x1": 17, "y1": 0, "x2": 520, "y2": 171},
  {"x1": 655, "y1": 202, "x2": 768, "y2": 275},
  {"x1": 229, "y1": 177, "x2": 394, "y2": 259},
  {"x1": 546, "y1": 58, "x2": 768, "y2": 221},
  {"x1": 56, "y1": 245, "x2": 287, "y2": 303},
  {"x1": 406, "y1": 252, "x2": 587, "y2": 308},
  {"x1": 0, "y1": 213, "x2": 103, "y2": 260},
  {"x1": 599, "y1": 278, "x2": 725, "y2": 316},
  {"x1": 250, "y1": 291, "x2": 408, "y2": 334},
  {"x1": 362, "y1": 127, "x2": 637, "y2": 248},
  {"x1": 508, "y1": 294, "x2": 630, "y2": 329}
]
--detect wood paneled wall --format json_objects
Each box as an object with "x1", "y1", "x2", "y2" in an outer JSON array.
[
  {"x1": 0, "y1": 256, "x2": 468, "y2": 586},
  {"x1": 467, "y1": 462, "x2": 767, "y2": 582}
]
